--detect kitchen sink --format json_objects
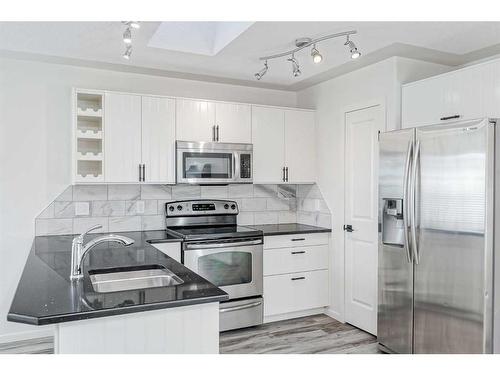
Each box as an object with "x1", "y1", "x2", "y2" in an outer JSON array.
[{"x1": 89, "y1": 265, "x2": 184, "y2": 293}]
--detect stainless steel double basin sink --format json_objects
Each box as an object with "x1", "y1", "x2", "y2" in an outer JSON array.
[{"x1": 88, "y1": 265, "x2": 184, "y2": 293}]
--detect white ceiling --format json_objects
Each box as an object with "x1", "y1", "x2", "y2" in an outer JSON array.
[{"x1": 1, "y1": 21, "x2": 500, "y2": 90}]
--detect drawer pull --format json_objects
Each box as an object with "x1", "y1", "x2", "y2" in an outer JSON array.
[
  {"x1": 440, "y1": 115, "x2": 460, "y2": 121},
  {"x1": 291, "y1": 276, "x2": 306, "y2": 281},
  {"x1": 291, "y1": 251, "x2": 306, "y2": 255},
  {"x1": 291, "y1": 238, "x2": 305, "y2": 242}
]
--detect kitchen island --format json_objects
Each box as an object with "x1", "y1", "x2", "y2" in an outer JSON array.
[{"x1": 7, "y1": 231, "x2": 228, "y2": 354}]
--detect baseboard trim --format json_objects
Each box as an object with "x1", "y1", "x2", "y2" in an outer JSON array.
[
  {"x1": 324, "y1": 307, "x2": 345, "y2": 323},
  {"x1": 0, "y1": 328, "x2": 54, "y2": 344},
  {"x1": 263, "y1": 307, "x2": 327, "y2": 323}
]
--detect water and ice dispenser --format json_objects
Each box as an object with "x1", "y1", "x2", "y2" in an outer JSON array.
[{"x1": 382, "y1": 198, "x2": 405, "y2": 246}]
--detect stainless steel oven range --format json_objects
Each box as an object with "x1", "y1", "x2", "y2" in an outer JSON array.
[{"x1": 165, "y1": 199, "x2": 263, "y2": 332}]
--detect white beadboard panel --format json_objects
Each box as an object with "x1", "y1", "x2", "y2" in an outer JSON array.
[
  {"x1": 200, "y1": 186, "x2": 228, "y2": 198},
  {"x1": 92, "y1": 201, "x2": 126, "y2": 217},
  {"x1": 109, "y1": 216, "x2": 142, "y2": 232},
  {"x1": 55, "y1": 186, "x2": 73, "y2": 201},
  {"x1": 266, "y1": 197, "x2": 290, "y2": 211},
  {"x1": 35, "y1": 218, "x2": 73, "y2": 236},
  {"x1": 254, "y1": 212, "x2": 279, "y2": 225},
  {"x1": 108, "y1": 185, "x2": 141, "y2": 200},
  {"x1": 172, "y1": 185, "x2": 201, "y2": 199},
  {"x1": 73, "y1": 185, "x2": 107, "y2": 201},
  {"x1": 228, "y1": 184, "x2": 254, "y2": 198},
  {"x1": 140, "y1": 185, "x2": 172, "y2": 200},
  {"x1": 241, "y1": 198, "x2": 267, "y2": 212},
  {"x1": 253, "y1": 184, "x2": 278, "y2": 198},
  {"x1": 141, "y1": 215, "x2": 165, "y2": 231},
  {"x1": 54, "y1": 202, "x2": 75, "y2": 218},
  {"x1": 73, "y1": 217, "x2": 109, "y2": 234},
  {"x1": 37, "y1": 203, "x2": 55, "y2": 219},
  {"x1": 125, "y1": 200, "x2": 158, "y2": 216},
  {"x1": 278, "y1": 211, "x2": 297, "y2": 224},
  {"x1": 236, "y1": 212, "x2": 254, "y2": 225}
]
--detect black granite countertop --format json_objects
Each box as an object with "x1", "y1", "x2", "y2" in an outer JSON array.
[
  {"x1": 248, "y1": 223, "x2": 331, "y2": 236},
  {"x1": 8, "y1": 231, "x2": 228, "y2": 326}
]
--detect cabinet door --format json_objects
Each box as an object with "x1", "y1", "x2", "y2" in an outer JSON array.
[
  {"x1": 142, "y1": 96, "x2": 176, "y2": 183},
  {"x1": 402, "y1": 77, "x2": 444, "y2": 128},
  {"x1": 176, "y1": 99, "x2": 215, "y2": 142},
  {"x1": 251, "y1": 106, "x2": 285, "y2": 183},
  {"x1": 481, "y1": 60, "x2": 500, "y2": 118},
  {"x1": 284, "y1": 110, "x2": 316, "y2": 183},
  {"x1": 215, "y1": 102, "x2": 251, "y2": 143},
  {"x1": 105, "y1": 93, "x2": 142, "y2": 182}
]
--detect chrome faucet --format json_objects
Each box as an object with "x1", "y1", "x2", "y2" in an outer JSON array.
[{"x1": 70, "y1": 225, "x2": 135, "y2": 281}]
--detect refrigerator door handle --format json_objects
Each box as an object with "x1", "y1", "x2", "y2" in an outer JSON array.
[
  {"x1": 402, "y1": 140, "x2": 413, "y2": 263},
  {"x1": 410, "y1": 140, "x2": 421, "y2": 264}
]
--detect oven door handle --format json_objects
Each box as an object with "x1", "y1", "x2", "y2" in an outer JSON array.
[
  {"x1": 219, "y1": 301, "x2": 262, "y2": 313},
  {"x1": 185, "y1": 238, "x2": 263, "y2": 250}
]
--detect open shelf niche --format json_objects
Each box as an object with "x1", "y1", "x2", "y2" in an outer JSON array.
[{"x1": 75, "y1": 91, "x2": 104, "y2": 182}]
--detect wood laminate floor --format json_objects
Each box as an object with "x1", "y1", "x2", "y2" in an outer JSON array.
[
  {"x1": 220, "y1": 314, "x2": 380, "y2": 354},
  {"x1": 0, "y1": 314, "x2": 379, "y2": 354}
]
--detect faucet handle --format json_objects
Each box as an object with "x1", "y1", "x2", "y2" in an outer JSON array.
[{"x1": 76, "y1": 224, "x2": 103, "y2": 242}]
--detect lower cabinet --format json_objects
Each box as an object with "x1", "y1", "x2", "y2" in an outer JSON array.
[{"x1": 263, "y1": 233, "x2": 330, "y2": 320}]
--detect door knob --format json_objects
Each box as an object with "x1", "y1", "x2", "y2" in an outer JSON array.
[{"x1": 343, "y1": 224, "x2": 354, "y2": 232}]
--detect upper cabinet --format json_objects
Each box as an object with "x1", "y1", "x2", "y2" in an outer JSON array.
[
  {"x1": 252, "y1": 106, "x2": 316, "y2": 184},
  {"x1": 176, "y1": 99, "x2": 251, "y2": 143}
]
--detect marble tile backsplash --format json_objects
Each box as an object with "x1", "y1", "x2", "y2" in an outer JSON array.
[{"x1": 35, "y1": 183, "x2": 332, "y2": 236}]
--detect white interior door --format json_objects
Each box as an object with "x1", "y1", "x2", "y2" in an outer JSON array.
[
  {"x1": 344, "y1": 105, "x2": 384, "y2": 335},
  {"x1": 105, "y1": 93, "x2": 142, "y2": 183},
  {"x1": 141, "y1": 96, "x2": 176, "y2": 183},
  {"x1": 215, "y1": 102, "x2": 251, "y2": 143}
]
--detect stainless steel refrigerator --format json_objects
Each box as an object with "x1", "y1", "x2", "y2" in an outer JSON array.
[{"x1": 378, "y1": 118, "x2": 500, "y2": 354}]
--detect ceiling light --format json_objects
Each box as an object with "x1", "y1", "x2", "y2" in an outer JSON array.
[
  {"x1": 288, "y1": 55, "x2": 301, "y2": 77},
  {"x1": 123, "y1": 28, "x2": 132, "y2": 44},
  {"x1": 129, "y1": 22, "x2": 141, "y2": 29},
  {"x1": 345, "y1": 36, "x2": 361, "y2": 59},
  {"x1": 255, "y1": 61, "x2": 268, "y2": 80},
  {"x1": 123, "y1": 46, "x2": 132, "y2": 60},
  {"x1": 311, "y1": 44, "x2": 323, "y2": 64}
]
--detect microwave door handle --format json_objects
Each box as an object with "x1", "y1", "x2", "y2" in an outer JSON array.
[{"x1": 233, "y1": 152, "x2": 240, "y2": 181}]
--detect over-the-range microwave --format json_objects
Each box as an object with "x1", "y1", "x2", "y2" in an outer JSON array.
[{"x1": 176, "y1": 141, "x2": 253, "y2": 184}]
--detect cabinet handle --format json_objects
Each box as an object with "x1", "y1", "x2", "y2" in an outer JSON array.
[
  {"x1": 216, "y1": 125, "x2": 219, "y2": 141},
  {"x1": 285, "y1": 167, "x2": 289, "y2": 182},
  {"x1": 138, "y1": 164, "x2": 142, "y2": 182},
  {"x1": 291, "y1": 251, "x2": 306, "y2": 255},
  {"x1": 282, "y1": 167, "x2": 286, "y2": 182},
  {"x1": 291, "y1": 238, "x2": 305, "y2": 242},
  {"x1": 440, "y1": 115, "x2": 460, "y2": 121},
  {"x1": 212, "y1": 125, "x2": 216, "y2": 141},
  {"x1": 142, "y1": 164, "x2": 146, "y2": 182},
  {"x1": 291, "y1": 276, "x2": 305, "y2": 281}
]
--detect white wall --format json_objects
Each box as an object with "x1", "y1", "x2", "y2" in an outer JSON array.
[
  {"x1": 296, "y1": 56, "x2": 449, "y2": 321},
  {"x1": 0, "y1": 57, "x2": 297, "y2": 342}
]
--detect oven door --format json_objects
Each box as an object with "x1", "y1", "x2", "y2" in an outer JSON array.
[
  {"x1": 177, "y1": 148, "x2": 236, "y2": 184},
  {"x1": 183, "y1": 237, "x2": 263, "y2": 300}
]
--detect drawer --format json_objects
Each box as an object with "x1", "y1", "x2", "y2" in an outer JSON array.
[
  {"x1": 264, "y1": 270, "x2": 329, "y2": 316},
  {"x1": 264, "y1": 244, "x2": 328, "y2": 276},
  {"x1": 149, "y1": 242, "x2": 181, "y2": 262},
  {"x1": 263, "y1": 232, "x2": 329, "y2": 249}
]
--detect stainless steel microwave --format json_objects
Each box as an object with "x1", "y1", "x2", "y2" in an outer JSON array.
[{"x1": 176, "y1": 141, "x2": 253, "y2": 184}]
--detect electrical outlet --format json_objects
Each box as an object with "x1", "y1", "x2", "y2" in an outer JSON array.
[
  {"x1": 75, "y1": 202, "x2": 90, "y2": 216},
  {"x1": 136, "y1": 200, "x2": 145, "y2": 214}
]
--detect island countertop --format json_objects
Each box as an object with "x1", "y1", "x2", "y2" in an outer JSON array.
[{"x1": 7, "y1": 231, "x2": 228, "y2": 326}]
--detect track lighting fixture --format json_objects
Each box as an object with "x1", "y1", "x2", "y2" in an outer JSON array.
[
  {"x1": 255, "y1": 30, "x2": 360, "y2": 80},
  {"x1": 123, "y1": 28, "x2": 132, "y2": 44},
  {"x1": 254, "y1": 60, "x2": 268, "y2": 80},
  {"x1": 123, "y1": 46, "x2": 132, "y2": 60},
  {"x1": 345, "y1": 35, "x2": 361, "y2": 59},
  {"x1": 311, "y1": 44, "x2": 322, "y2": 64},
  {"x1": 288, "y1": 55, "x2": 301, "y2": 77},
  {"x1": 122, "y1": 21, "x2": 141, "y2": 29}
]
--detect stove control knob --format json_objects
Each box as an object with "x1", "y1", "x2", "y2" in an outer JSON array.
[
  {"x1": 224, "y1": 204, "x2": 229, "y2": 209},
  {"x1": 177, "y1": 205, "x2": 183, "y2": 211},
  {"x1": 168, "y1": 206, "x2": 174, "y2": 212},
  {"x1": 231, "y1": 204, "x2": 236, "y2": 210}
]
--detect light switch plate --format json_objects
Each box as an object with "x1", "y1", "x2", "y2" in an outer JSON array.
[
  {"x1": 136, "y1": 201, "x2": 145, "y2": 214},
  {"x1": 75, "y1": 202, "x2": 90, "y2": 216}
]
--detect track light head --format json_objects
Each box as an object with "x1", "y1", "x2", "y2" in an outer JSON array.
[
  {"x1": 345, "y1": 36, "x2": 361, "y2": 59},
  {"x1": 288, "y1": 55, "x2": 301, "y2": 77},
  {"x1": 129, "y1": 21, "x2": 140, "y2": 29},
  {"x1": 123, "y1": 46, "x2": 132, "y2": 60},
  {"x1": 255, "y1": 61, "x2": 268, "y2": 80},
  {"x1": 123, "y1": 28, "x2": 132, "y2": 44},
  {"x1": 311, "y1": 44, "x2": 323, "y2": 64}
]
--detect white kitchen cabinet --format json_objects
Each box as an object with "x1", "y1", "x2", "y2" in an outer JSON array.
[
  {"x1": 284, "y1": 110, "x2": 316, "y2": 183},
  {"x1": 176, "y1": 99, "x2": 216, "y2": 142},
  {"x1": 264, "y1": 245, "x2": 329, "y2": 276},
  {"x1": 215, "y1": 102, "x2": 251, "y2": 143},
  {"x1": 104, "y1": 93, "x2": 142, "y2": 183},
  {"x1": 141, "y1": 96, "x2": 176, "y2": 183},
  {"x1": 251, "y1": 106, "x2": 286, "y2": 183},
  {"x1": 481, "y1": 59, "x2": 500, "y2": 118}
]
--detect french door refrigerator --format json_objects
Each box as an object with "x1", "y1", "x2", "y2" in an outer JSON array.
[{"x1": 378, "y1": 118, "x2": 500, "y2": 354}]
